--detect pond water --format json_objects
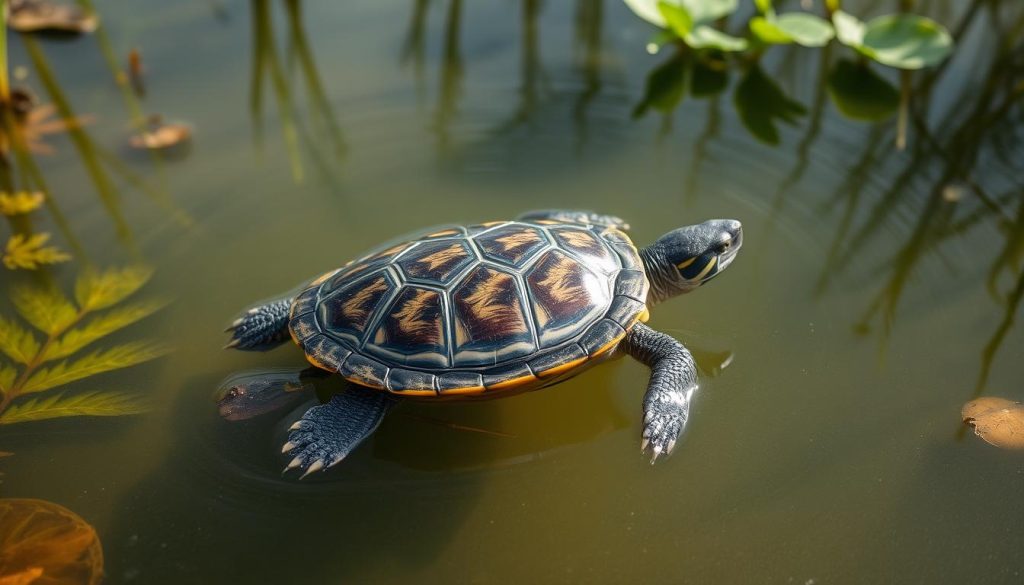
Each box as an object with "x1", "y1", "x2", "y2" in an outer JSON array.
[{"x1": 2, "y1": 0, "x2": 1024, "y2": 583}]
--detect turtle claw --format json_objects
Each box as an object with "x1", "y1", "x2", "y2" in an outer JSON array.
[
  {"x1": 640, "y1": 394, "x2": 688, "y2": 464},
  {"x1": 281, "y1": 441, "x2": 296, "y2": 453}
]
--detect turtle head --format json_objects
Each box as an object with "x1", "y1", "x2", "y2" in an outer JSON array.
[{"x1": 642, "y1": 219, "x2": 743, "y2": 303}]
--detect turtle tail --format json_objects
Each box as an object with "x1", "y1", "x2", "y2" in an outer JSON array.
[{"x1": 224, "y1": 298, "x2": 294, "y2": 350}]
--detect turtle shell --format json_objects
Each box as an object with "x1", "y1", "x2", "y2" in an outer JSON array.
[{"x1": 288, "y1": 219, "x2": 649, "y2": 397}]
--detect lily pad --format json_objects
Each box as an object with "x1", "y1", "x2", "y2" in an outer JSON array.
[
  {"x1": 832, "y1": 11, "x2": 953, "y2": 69},
  {"x1": 627, "y1": 0, "x2": 745, "y2": 51},
  {"x1": 625, "y1": 0, "x2": 737, "y2": 28},
  {"x1": 5, "y1": 0, "x2": 98, "y2": 34},
  {"x1": 751, "y1": 13, "x2": 834, "y2": 47},
  {"x1": 685, "y1": 25, "x2": 748, "y2": 52},
  {"x1": 962, "y1": 397, "x2": 1024, "y2": 450},
  {"x1": 826, "y1": 59, "x2": 899, "y2": 121},
  {"x1": 0, "y1": 499, "x2": 103, "y2": 585}
]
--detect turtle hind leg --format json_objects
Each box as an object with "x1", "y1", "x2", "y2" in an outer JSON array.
[
  {"x1": 282, "y1": 386, "x2": 394, "y2": 478},
  {"x1": 516, "y1": 209, "x2": 630, "y2": 231},
  {"x1": 224, "y1": 297, "x2": 293, "y2": 350}
]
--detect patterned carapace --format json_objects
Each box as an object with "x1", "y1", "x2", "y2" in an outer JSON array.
[{"x1": 289, "y1": 220, "x2": 649, "y2": 396}]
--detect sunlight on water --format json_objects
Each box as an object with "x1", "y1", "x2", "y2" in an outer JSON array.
[{"x1": 1, "y1": 1, "x2": 1023, "y2": 584}]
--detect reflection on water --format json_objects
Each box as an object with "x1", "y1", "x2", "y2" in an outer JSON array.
[{"x1": 1, "y1": 0, "x2": 1024, "y2": 583}]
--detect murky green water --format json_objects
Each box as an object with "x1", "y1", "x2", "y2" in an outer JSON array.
[{"x1": 2, "y1": 0, "x2": 1023, "y2": 583}]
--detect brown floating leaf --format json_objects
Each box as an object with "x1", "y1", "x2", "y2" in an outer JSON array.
[
  {"x1": 5, "y1": 0, "x2": 98, "y2": 34},
  {"x1": 962, "y1": 397, "x2": 1024, "y2": 450},
  {"x1": 0, "y1": 498, "x2": 103, "y2": 585},
  {"x1": 129, "y1": 117, "x2": 191, "y2": 151}
]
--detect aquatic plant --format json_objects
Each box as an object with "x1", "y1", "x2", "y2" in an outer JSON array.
[
  {"x1": 0, "y1": 498, "x2": 103, "y2": 585},
  {"x1": 2, "y1": 232, "x2": 70, "y2": 270},
  {"x1": 0, "y1": 266, "x2": 168, "y2": 424},
  {"x1": 625, "y1": 0, "x2": 953, "y2": 71}
]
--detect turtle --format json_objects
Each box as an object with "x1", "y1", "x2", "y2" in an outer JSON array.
[{"x1": 224, "y1": 209, "x2": 743, "y2": 477}]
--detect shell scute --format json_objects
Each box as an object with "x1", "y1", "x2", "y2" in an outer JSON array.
[
  {"x1": 452, "y1": 265, "x2": 536, "y2": 367},
  {"x1": 526, "y1": 249, "x2": 610, "y2": 348},
  {"x1": 369, "y1": 287, "x2": 448, "y2": 368},
  {"x1": 293, "y1": 218, "x2": 647, "y2": 394}
]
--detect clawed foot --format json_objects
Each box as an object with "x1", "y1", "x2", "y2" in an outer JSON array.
[
  {"x1": 224, "y1": 299, "x2": 292, "y2": 350},
  {"x1": 280, "y1": 416, "x2": 349, "y2": 479},
  {"x1": 641, "y1": 387, "x2": 693, "y2": 464}
]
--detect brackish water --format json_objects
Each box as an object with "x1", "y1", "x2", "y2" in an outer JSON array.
[{"x1": 2, "y1": 1, "x2": 1024, "y2": 583}]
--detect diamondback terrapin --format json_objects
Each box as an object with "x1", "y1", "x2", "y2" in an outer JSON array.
[{"x1": 225, "y1": 209, "x2": 742, "y2": 477}]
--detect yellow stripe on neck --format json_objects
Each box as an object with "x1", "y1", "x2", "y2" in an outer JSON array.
[
  {"x1": 676, "y1": 257, "x2": 696, "y2": 270},
  {"x1": 692, "y1": 256, "x2": 718, "y2": 281}
]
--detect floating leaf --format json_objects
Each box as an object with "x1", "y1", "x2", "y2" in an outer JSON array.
[
  {"x1": 752, "y1": 13, "x2": 834, "y2": 47},
  {"x1": 10, "y1": 286, "x2": 78, "y2": 336},
  {"x1": 44, "y1": 300, "x2": 168, "y2": 362},
  {"x1": 685, "y1": 26, "x2": 748, "y2": 51},
  {"x1": 20, "y1": 342, "x2": 169, "y2": 395},
  {"x1": 74, "y1": 266, "x2": 153, "y2": 312},
  {"x1": 832, "y1": 10, "x2": 866, "y2": 47},
  {"x1": 753, "y1": 0, "x2": 772, "y2": 13},
  {"x1": 0, "y1": 567, "x2": 43, "y2": 585},
  {"x1": 734, "y1": 64, "x2": 806, "y2": 144},
  {"x1": 0, "y1": 391, "x2": 148, "y2": 424},
  {"x1": 0, "y1": 317, "x2": 39, "y2": 365},
  {"x1": 128, "y1": 119, "x2": 192, "y2": 151},
  {"x1": 632, "y1": 50, "x2": 689, "y2": 118},
  {"x1": 962, "y1": 397, "x2": 1024, "y2": 450},
  {"x1": 860, "y1": 14, "x2": 953, "y2": 69},
  {"x1": 5, "y1": 0, "x2": 99, "y2": 34},
  {"x1": 827, "y1": 59, "x2": 899, "y2": 121},
  {"x1": 657, "y1": 1, "x2": 692, "y2": 37},
  {"x1": 0, "y1": 364, "x2": 15, "y2": 393},
  {"x1": 0, "y1": 498, "x2": 103, "y2": 585},
  {"x1": 832, "y1": 11, "x2": 953, "y2": 69},
  {"x1": 2, "y1": 234, "x2": 71, "y2": 271},
  {"x1": 0, "y1": 192, "x2": 44, "y2": 216},
  {"x1": 682, "y1": 0, "x2": 736, "y2": 24}
]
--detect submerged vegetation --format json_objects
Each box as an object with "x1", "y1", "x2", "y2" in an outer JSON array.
[
  {"x1": 0, "y1": 498, "x2": 103, "y2": 585},
  {"x1": 0, "y1": 266, "x2": 167, "y2": 425}
]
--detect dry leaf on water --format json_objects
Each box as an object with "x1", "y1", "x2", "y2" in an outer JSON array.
[
  {"x1": 0, "y1": 499, "x2": 103, "y2": 585},
  {"x1": 0, "y1": 104, "x2": 94, "y2": 157},
  {"x1": 5, "y1": 0, "x2": 98, "y2": 34},
  {"x1": 2, "y1": 234, "x2": 71, "y2": 270},
  {"x1": 129, "y1": 117, "x2": 191, "y2": 151},
  {"x1": 962, "y1": 397, "x2": 1024, "y2": 449},
  {"x1": 0, "y1": 192, "x2": 45, "y2": 216}
]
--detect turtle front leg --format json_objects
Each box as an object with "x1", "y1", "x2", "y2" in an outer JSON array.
[
  {"x1": 224, "y1": 297, "x2": 293, "y2": 350},
  {"x1": 517, "y1": 209, "x2": 630, "y2": 231},
  {"x1": 622, "y1": 323, "x2": 698, "y2": 463},
  {"x1": 282, "y1": 386, "x2": 395, "y2": 478}
]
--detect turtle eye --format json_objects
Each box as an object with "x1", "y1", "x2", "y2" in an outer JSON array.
[{"x1": 226, "y1": 387, "x2": 242, "y2": 399}]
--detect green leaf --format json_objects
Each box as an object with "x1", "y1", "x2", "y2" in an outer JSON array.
[
  {"x1": 691, "y1": 59, "x2": 729, "y2": 97},
  {"x1": 754, "y1": 0, "x2": 773, "y2": 14},
  {"x1": 751, "y1": 13, "x2": 834, "y2": 47},
  {"x1": 658, "y1": 1, "x2": 693, "y2": 37},
  {"x1": 685, "y1": 25, "x2": 748, "y2": 51},
  {"x1": 861, "y1": 14, "x2": 953, "y2": 69},
  {"x1": 3, "y1": 233, "x2": 72, "y2": 270},
  {"x1": 0, "y1": 316, "x2": 40, "y2": 365},
  {"x1": 75, "y1": 266, "x2": 153, "y2": 312},
  {"x1": 624, "y1": 0, "x2": 670, "y2": 27},
  {"x1": 44, "y1": 300, "x2": 168, "y2": 362},
  {"x1": 826, "y1": 59, "x2": 899, "y2": 121},
  {"x1": 750, "y1": 16, "x2": 792, "y2": 44},
  {"x1": 682, "y1": 0, "x2": 737, "y2": 23},
  {"x1": 633, "y1": 50, "x2": 689, "y2": 118},
  {"x1": 10, "y1": 285, "x2": 79, "y2": 336},
  {"x1": 734, "y1": 64, "x2": 807, "y2": 144},
  {"x1": 832, "y1": 10, "x2": 866, "y2": 48},
  {"x1": 0, "y1": 391, "x2": 148, "y2": 424},
  {"x1": 0, "y1": 363, "x2": 16, "y2": 393},
  {"x1": 21, "y1": 341, "x2": 170, "y2": 395},
  {"x1": 775, "y1": 13, "x2": 834, "y2": 47}
]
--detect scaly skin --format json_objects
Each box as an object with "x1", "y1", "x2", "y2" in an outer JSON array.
[
  {"x1": 622, "y1": 322, "x2": 698, "y2": 463},
  {"x1": 282, "y1": 387, "x2": 395, "y2": 477},
  {"x1": 224, "y1": 298, "x2": 293, "y2": 350}
]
